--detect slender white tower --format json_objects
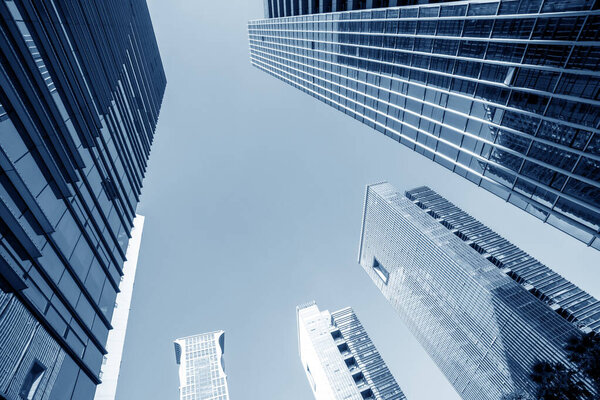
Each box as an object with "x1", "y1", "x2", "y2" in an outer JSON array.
[
  {"x1": 94, "y1": 215, "x2": 145, "y2": 400},
  {"x1": 297, "y1": 302, "x2": 406, "y2": 400},
  {"x1": 174, "y1": 331, "x2": 229, "y2": 400}
]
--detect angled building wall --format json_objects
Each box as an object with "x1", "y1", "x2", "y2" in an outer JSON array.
[
  {"x1": 358, "y1": 182, "x2": 596, "y2": 399},
  {"x1": 0, "y1": 287, "x2": 65, "y2": 400},
  {"x1": 404, "y1": 187, "x2": 600, "y2": 334},
  {"x1": 250, "y1": 0, "x2": 600, "y2": 250},
  {"x1": 0, "y1": 0, "x2": 165, "y2": 399},
  {"x1": 297, "y1": 302, "x2": 407, "y2": 400}
]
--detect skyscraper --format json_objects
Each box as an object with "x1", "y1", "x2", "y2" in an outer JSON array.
[
  {"x1": 0, "y1": 0, "x2": 165, "y2": 399},
  {"x1": 264, "y1": 0, "x2": 412, "y2": 18},
  {"x1": 94, "y1": 215, "x2": 145, "y2": 400},
  {"x1": 174, "y1": 331, "x2": 230, "y2": 400},
  {"x1": 249, "y1": 0, "x2": 600, "y2": 249},
  {"x1": 297, "y1": 302, "x2": 406, "y2": 400},
  {"x1": 358, "y1": 182, "x2": 598, "y2": 399}
]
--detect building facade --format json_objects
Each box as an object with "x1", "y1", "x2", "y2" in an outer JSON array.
[
  {"x1": 0, "y1": 0, "x2": 165, "y2": 399},
  {"x1": 358, "y1": 182, "x2": 597, "y2": 399},
  {"x1": 265, "y1": 0, "x2": 412, "y2": 18},
  {"x1": 174, "y1": 331, "x2": 230, "y2": 400},
  {"x1": 297, "y1": 302, "x2": 406, "y2": 400},
  {"x1": 249, "y1": 0, "x2": 600, "y2": 249},
  {"x1": 94, "y1": 215, "x2": 145, "y2": 400}
]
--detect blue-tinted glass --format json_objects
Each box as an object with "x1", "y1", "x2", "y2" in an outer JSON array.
[
  {"x1": 360, "y1": 184, "x2": 599, "y2": 400},
  {"x1": 250, "y1": 0, "x2": 600, "y2": 251},
  {"x1": 0, "y1": 0, "x2": 164, "y2": 397}
]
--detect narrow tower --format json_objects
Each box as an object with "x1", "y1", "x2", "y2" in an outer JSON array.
[
  {"x1": 94, "y1": 215, "x2": 145, "y2": 400},
  {"x1": 174, "y1": 331, "x2": 230, "y2": 400},
  {"x1": 297, "y1": 302, "x2": 407, "y2": 400}
]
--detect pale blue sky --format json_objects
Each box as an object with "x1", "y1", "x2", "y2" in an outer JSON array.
[{"x1": 115, "y1": 1, "x2": 600, "y2": 399}]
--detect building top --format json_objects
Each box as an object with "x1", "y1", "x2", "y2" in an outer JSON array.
[
  {"x1": 173, "y1": 330, "x2": 226, "y2": 365},
  {"x1": 367, "y1": 182, "x2": 600, "y2": 334},
  {"x1": 297, "y1": 300, "x2": 318, "y2": 310},
  {"x1": 263, "y1": 0, "x2": 461, "y2": 19},
  {"x1": 174, "y1": 330, "x2": 226, "y2": 342},
  {"x1": 260, "y1": 0, "x2": 598, "y2": 19},
  {"x1": 173, "y1": 331, "x2": 229, "y2": 400},
  {"x1": 358, "y1": 182, "x2": 597, "y2": 398},
  {"x1": 297, "y1": 302, "x2": 407, "y2": 399}
]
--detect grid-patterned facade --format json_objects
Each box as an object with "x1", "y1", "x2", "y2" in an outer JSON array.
[
  {"x1": 174, "y1": 332, "x2": 230, "y2": 400},
  {"x1": 358, "y1": 182, "x2": 595, "y2": 400},
  {"x1": 249, "y1": 0, "x2": 600, "y2": 250},
  {"x1": 0, "y1": 290, "x2": 66, "y2": 400},
  {"x1": 0, "y1": 0, "x2": 165, "y2": 399},
  {"x1": 404, "y1": 186, "x2": 600, "y2": 334},
  {"x1": 265, "y1": 0, "x2": 425, "y2": 18},
  {"x1": 297, "y1": 302, "x2": 406, "y2": 400}
]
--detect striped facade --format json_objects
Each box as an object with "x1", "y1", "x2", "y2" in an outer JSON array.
[
  {"x1": 264, "y1": 0, "x2": 432, "y2": 18},
  {"x1": 249, "y1": 0, "x2": 600, "y2": 250},
  {"x1": 358, "y1": 182, "x2": 595, "y2": 399},
  {"x1": 0, "y1": 290, "x2": 65, "y2": 400},
  {"x1": 173, "y1": 331, "x2": 230, "y2": 400},
  {"x1": 0, "y1": 0, "x2": 165, "y2": 399},
  {"x1": 405, "y1": 186, "x2": 600, "y2": 334},
  {"x1": 297, "y1": 302, "x2": 406, "y2": 400}
]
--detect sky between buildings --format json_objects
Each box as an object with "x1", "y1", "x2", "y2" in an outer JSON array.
[{"x1": 115, "y1": 1, "x2": 600, "y2": 399}]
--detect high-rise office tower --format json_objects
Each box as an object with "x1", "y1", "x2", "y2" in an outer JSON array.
[
  {"x1": 0, "y1": 0, "x2": 165, "y2": 399},
  {"x1": 297, "y1": 302, "x2": 406, "y2": 400},
  {"x1": 358, "y1": 182, "x2": 599, "y2": 399},
  {"x1": 174, "y1": 331, "x2": 230, "y2": 400},
  {"x1": 249, "y1": 0, "x2": 600, "y2": 249},
  {"x1": 94, "y1": 215, "x2": 144, "y2": 400},
  {"x1": 264, "y1": 0, "x2": 411, "y2": 18}
]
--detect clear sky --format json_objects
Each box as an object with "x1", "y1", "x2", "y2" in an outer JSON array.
[{"x1": 115, "y1": 1, "x2": 600, "y2": 399}]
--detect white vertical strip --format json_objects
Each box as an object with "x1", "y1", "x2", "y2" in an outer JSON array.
[{"x1": 94, "y1": 215, "x2": 145, "y2": 400}]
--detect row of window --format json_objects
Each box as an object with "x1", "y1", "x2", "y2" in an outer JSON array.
[
  {"x1": 249, "y1": 33, "x2": 600, "y2": 244},
  {"x1": 408, "y1": 187, "x2": 600, "y2": 332},
  {"x1": 261, "y1": 0, "x2": 596, "y2": 21}
]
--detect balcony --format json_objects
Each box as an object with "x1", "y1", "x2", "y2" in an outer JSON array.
[{"x1": 348, "y1": 364, "x2": 360, "y2": 374}]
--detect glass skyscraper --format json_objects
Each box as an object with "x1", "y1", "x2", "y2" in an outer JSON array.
[
  {"x1": 265, "y1": 0, "x2": 417, "y2": 18},
  {"x1": 174, "y1": 331, "x2": 230, "y2": 400},
  {"x1": 297, "y1": 302, "x2": 406, "y2": 400},
  {"x1": 249, "y1": 0, "x2": 600, "y2": 249},
  {"x1": 358, "y1": 181, "x2": 598, "y2": 399},
  {"x1": 0, "y1": 0, "x2": 165, "y2": 399}
]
